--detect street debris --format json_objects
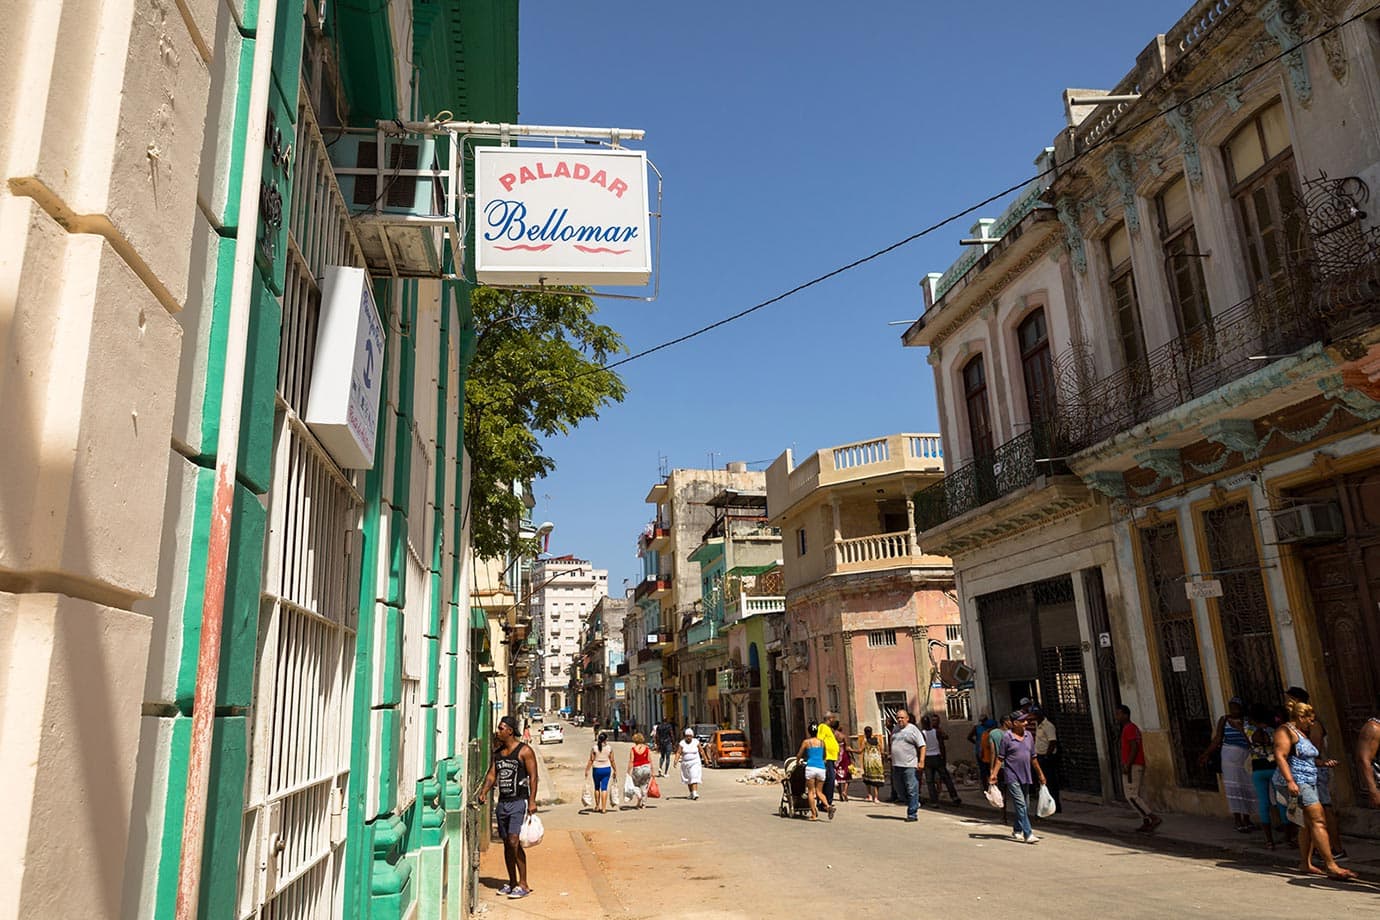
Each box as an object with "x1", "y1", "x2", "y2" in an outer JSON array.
[{"x1": 737, "y1": 764, "x2": 787, "y2": 784}]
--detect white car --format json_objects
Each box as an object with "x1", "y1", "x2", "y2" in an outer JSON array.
[{"x1": 539, "y1": 723, "x2": 564, "y2": 744}]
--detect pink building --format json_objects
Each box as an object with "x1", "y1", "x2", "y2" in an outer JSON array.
[{"x1": 766, "y1": 435, "x2": 964, "y2": 748}]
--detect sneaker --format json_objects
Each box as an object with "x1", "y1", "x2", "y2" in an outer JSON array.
[
  {"x1": 905, "y1": 816, "x2": 918, "y2": 822},
  {"x1": 828, "y1": 805, "x2": 836, "y2": 820},
  {"x1": 498, "y1": 884, "x2": 512, "y2": 895},
  {"x1": 1025, "y1": 834, "x2": 1040, "y2": 844},
  {"x1": 508, "y1": 886, "x2": 531, "y2": 900},
  {"x1": 1012, "y1": 830, "x2": 1022, "y2": 841}
]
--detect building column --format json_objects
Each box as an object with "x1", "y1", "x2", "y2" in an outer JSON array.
[
  {"x1": 909, "y1": 624, "x2": 931, "y2": 715},
  {"x1": 840, "y1": 630, "x2": 859, "y2": 734},
  {"x1": 905, "y1": 484, "x2": 919, "y2": 556},
  {"x1": 830, "y1": 497, "x2": 843, "y2": 571}
]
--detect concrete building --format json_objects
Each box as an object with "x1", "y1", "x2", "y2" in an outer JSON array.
[
  {"x1": 906, "y1": 0, "x2": 1380, "y2": 826},
  {"x1": 766, "y1": 434, "x2": 963, "y2": 748},
  {"x1": 577, "y1": 595, "x2": 630, "y2": 726},
  {"x1": 0, "y1": 2, "x2": 518, "y2": 918},
  {"x1": 686, "y1": 490, "x2": 787, "y2": 759},
  {"x1": 530, "y1": 555, "x2": 607, "y2": 713}
]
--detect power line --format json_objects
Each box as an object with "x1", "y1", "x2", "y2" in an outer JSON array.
[{"x1": 573, "y1": 3, "x2": 1380, "y2": 379}]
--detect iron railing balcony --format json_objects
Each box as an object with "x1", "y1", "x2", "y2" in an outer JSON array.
[{"x1": 915, "y1": 423, "x2": 1069, "y2": 531}]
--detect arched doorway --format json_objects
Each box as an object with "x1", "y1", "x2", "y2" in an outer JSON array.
[{"x1": 548, "y1": 691, "x2": 562, "y2": 712}]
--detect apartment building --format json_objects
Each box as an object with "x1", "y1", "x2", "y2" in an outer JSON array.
[{"x1": 531, "y1": 556, "x2": 608, "y2": 713}]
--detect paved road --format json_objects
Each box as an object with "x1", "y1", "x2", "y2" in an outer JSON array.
[{"x1": 483, "y1": 725, "x2": 1378, "y2": 919}]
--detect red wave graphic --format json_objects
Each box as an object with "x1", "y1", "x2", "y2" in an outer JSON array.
[
  {"x1": 493, "y1": 243, "x2": 553, "y2": 252},
  {"x1": 573, "y1": 245, "x2": 631, "y2": 255}
]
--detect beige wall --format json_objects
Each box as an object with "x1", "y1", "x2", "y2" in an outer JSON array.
[{"x1": 0, "y1": 1, "x2": 213, "y2": 917}]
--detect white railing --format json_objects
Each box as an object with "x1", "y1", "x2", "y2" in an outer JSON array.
[
  {"x1": 907, "y1": 435, "x2": 943, "y2": 460},
  {"x1": 742, "y1": 595, "x2": 785, "y2": 616},
  {"x1": 836, "y1": 531, "x2": 913, "y2": 566},
  {"x1": 833, "y1": 437, "x2": 890, "y2": 470}
]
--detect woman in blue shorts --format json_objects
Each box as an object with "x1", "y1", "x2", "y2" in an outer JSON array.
[
  {"x1": 1273, "y1": 699, "x2": 1353, "y2": 880},
  {"x1": 586, "y1": 732, "x2": 617, "y2": 813}
]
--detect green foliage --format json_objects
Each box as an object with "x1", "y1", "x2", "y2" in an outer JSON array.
[{"x1": 464, "y1": 286, "x2": 626, "y2": 558}]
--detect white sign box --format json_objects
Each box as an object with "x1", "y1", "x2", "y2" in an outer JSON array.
[
  {"x1": 305, "y1": 266, "x2": 385, "y2": 469},
  {"x1": 1184, "y1": 579, "x2": 1224, "y2": 600},
  {"x1": 474, "y1": 147, "x2": 651, "y2": 286}
]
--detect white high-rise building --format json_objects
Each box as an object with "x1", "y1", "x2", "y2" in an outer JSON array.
[{"x1": 530, "y1": 556, "x2": 607, "y2": 713}]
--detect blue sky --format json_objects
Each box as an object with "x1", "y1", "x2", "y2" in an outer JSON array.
[{"x1": 515, "y1": 1, "x2": 1192, "y2": 587}]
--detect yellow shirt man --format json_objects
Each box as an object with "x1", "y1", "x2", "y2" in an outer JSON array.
[{"x1": 818, "y1": 721, "x2": 841, "y2": 761}]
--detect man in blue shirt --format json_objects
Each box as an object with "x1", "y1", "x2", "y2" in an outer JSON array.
[{"x1": 989, "y1": 711, "x2": 1046, "y2": 844}]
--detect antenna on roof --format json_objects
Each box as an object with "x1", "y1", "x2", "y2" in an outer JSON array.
[{"x1": 657, "y1": 453, "x2": 669, "y2": 478}]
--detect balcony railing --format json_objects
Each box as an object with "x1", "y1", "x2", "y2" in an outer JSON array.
[
  {"x1": 633, "y1": 573, "x2": 671, "y2": 601},
  {"x1": 636, "y1": 646, "x2": 662, "y2": 664},
  {"x1": 723, "y1": 594, "x2": 785, "y2": 626},
  {"x1": 914, "y1": 424, "x2": 1067, "y2": 531},
  {"x1": 837, "y1": 531, "x2": 911, "y2": 565},
  {"x1": 1056, "y1": 174, "x2": 1380, "y2": 454}
]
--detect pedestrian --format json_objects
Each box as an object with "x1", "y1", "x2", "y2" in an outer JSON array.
[
  {"x1": 988, "y1": 710, "x2": 1046, "y2": 844},
  {"x1": 1246, "y1": 704, "x2": 1291, "y2": 850},
  {"x1": 655, "y1": 718, "x2": 675, "y2": 777},
  {"x1": 474, "y1": 715, "x2": 538, "y2": 899},
  {"x1": 675, "y1": 727, "x2": 704, "y2": 800},
  {"x1": 522, "y1": 718, "x2": 532, "y2": 744},
  {"x1": 1030, "y1": 708, "x2": 1060, "y2": 813},
  {"x1": 1273, "y1": 697, "x2": 1355, "y2": 879},
  {"x1": 968, "y1": 713, "x2": 996, "y2": 770},
  {"x1": 860, "y1": 726, "x2": 886, "y2": 802},
  {"x1": 921, "y1": 714, "x2": 962, "y2": 806},
  {"x1": 1018, "y1": 696, "x2": 1034, "y2": 715},
  {"x1": 1285, "y1": 686, "x2": 1344, "y2": 861},
  {"x1": 1116, "y1": 705, "x2": 1161, "y2": 833},
  {"x1": 797, "y1": 723, "x2": 833, "y2": 821},
  {"x1": 628, "y1": 732, "x2": 654, "y2": 809},
  {"x1": 834, "y1": 724, "x2": 854, "y2": 802},
  {"x1": 1355, "y1": 707, "x2": 1380, "y2": 809},
  {"x1": 585, "y1": 731, "x2": 617, "y2": 813},
  {"x1": 889, "y1": 709, "x2": 927, "y2": 822},
  {"x1": 818, "y1": 712, "x2": 841, "y2": 806},
  {"x1": 1198, "y1": 696, "x2": 1257, "y2": 832}
]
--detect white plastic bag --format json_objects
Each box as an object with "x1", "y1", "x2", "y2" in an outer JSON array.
[
  {"x1": 608, "y1": 774, "x2": 622, "y2": 808},
  {"x1": 518, "y1": 813, "x2": 544, "y2": 848},
  {"x1": 1036, "y1": 784, "x2": 1056, "y2": 818},
  {"x1": 581, "y1": 780, "x2": 593, "y2": 808},
  {"x1": 984, "y1": 784, "x2": 1004, "y2": 809},
  {"x1": 624, "y1": 772, "x2": 638, "y2": 803}
]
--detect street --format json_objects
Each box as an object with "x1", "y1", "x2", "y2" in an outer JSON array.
[{"x1": 478, "y1": 726, "x2": 1378, "y2": 919}]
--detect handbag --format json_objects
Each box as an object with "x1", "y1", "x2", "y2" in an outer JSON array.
[
  {"x1": 648, "y1": 776, "x2": 661, "y2": 798},
  {"x1": 1036, "y1": 784, "x2": 1056, "y2": 818}
]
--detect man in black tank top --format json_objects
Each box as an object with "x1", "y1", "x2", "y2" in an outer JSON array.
[{"x1": 476, "y1": 715, "x2": 539, "y2": 898}]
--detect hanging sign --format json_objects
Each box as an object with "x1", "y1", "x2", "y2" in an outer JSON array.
[
  {"x1": 474, "y1": 147, "x2": 651, "y2": 285},
  {"x1": 305, "y1": 266, "x2": 385, "y2": 469},
  {"x1": 1185, "y1": 579, "x2": 1223, "y2": 600}
]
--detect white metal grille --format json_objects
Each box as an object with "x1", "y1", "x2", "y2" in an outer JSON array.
[{"x1": 240, "y1": 81, "x2": 365, "y2": 919}]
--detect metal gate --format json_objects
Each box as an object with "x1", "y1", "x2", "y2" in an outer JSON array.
[
  {"x1": 238, "y1": 87, "x2": 367, "y2": 920},
  {"x1": 1138, "y1": 522, "x2": 1216, "y2": 790},
  {"x1": 1201, "y1": 501, "x2": 1282, "y2": 708},
  {"x1": 1082, "y1": 567, "x2": 1124, "y2": 799}
]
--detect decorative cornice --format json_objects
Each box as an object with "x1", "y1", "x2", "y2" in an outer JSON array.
[
  {"x1": 1204, "y1": 418, "x2": 1264, "y2": 459},
  {"x1": 927, "y1": 232, "x2": 1062, "y2": 346},
  {"x1": 1056, "y1": 196, "x2": 1087, "y2": 274},
  {"x1": 1135, "y1": 448, "x2": 1185, "y2": 485},
  {"x1": 1107, "y1": 147, "x2": 1139, "y2": 234},
  {"x1": 1163, "y1": 102, "x2": 1203, "y2": 185},
  {"x1": 1084, "y1": 471, "x2": 1127, "y2": 500},
  {"x1": 1259, "y1": 0, "x2": 1312, "y2": 106}
]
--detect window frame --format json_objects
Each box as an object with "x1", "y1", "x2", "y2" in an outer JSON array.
[
  {"x1": 1017, "y1": 307, "x2": 1055, "y2": 424},
  {"x1": 1223, "y1": 102, "x2": 1308, "y2": 295},
  {"x1": 962, "y1": 354, "x2": 995, "y2": 458},
  {"x1": 1156, "y1": 176, "x2": 1213, "y2": 337},
  {"x1": 1104, "y1": 222, "x2": 1147, "y2": 370}
]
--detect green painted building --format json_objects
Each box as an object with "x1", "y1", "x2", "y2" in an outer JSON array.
[{"x1": 116, "y1": 3, "x2": 518, "y2": 918}]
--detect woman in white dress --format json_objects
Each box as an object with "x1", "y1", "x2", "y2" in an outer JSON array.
[{"x1": 674, "y1": 728, "x2": 704, "y2": 799}]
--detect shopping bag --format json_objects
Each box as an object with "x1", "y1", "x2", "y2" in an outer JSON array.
[
  {"x1": 609, "y1": 775, "x2": 622, "y2": 807},
  {"x1": 624, "y1": 773, "x2": 638, "y2": 803},
  {"x1": 1036, "y1": 784, "x2": 1056, "y2": 818},
  {"x1": 581, "y1": 781, "x2": 593, "y2": 808},
  {"x1": 648, "y1": 776, "x2": 661, "y2": 798},
  {"x1": 518, "y1": 814, "x2": 544, "y2": 848},
  {"x1": 984, "y1": 784, "x2": 1004, "y2": 809}
]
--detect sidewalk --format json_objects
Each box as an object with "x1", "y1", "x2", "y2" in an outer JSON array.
[
  {"x1": 944, "y1": 781, "x2": 1380, "y2": 882},
  {"x1": 472, "y1": 741, "x2": 616, "y2": 918}
]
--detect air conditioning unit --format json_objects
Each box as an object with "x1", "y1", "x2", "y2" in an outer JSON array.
[
  {"x1": 947, "y1": 641, "x2": 966, "y2": 661},
  {"x1": 330, "y1": 134, "x2": 442, "y2": 217},
  {"x1": 1273, "y1": 502, "x2": 1344, "y2": 544}
]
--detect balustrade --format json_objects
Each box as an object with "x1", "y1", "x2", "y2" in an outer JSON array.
[{"x1": 837, "y1": 531, "x2": 913, "y2": 566}]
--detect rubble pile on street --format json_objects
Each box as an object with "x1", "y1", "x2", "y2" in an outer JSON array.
[{"x1": 738, "y1": 764, "x2": 787, "y2": 784}]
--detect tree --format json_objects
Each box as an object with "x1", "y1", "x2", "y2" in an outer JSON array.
[{"x1": 463, "y1": 285, "x2": 626, "y2": 559}]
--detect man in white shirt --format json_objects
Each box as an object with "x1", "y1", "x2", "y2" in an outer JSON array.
[
  {"x1": 1032, "y1": 707, "x2": 1060, "y2": 813},
  {"x1": 889, "y1": 709, "x2": 927, "y2": 822}
]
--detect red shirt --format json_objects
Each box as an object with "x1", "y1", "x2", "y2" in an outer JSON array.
[
  {"x1": 1120, "y1": 722, "x2": 1145, "y2": 767},
  {"x1": 631, "y1": 744, "x2": 651, "y2": 767}
]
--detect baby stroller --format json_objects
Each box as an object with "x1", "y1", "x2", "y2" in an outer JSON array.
[{"x1": 778, "y1": 757, "x2": 814, "y2": 818}]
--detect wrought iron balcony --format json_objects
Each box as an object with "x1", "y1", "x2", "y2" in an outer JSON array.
[
  {"x1": 914, "y1": 424, "x2": 1068, "y2": 530},
  {"x1": 633, "y1": 573, "x2": 671, "y2": 601},
  {"x1": 1056, "y1": 173, "x2": 1380, "y2": 454}
]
